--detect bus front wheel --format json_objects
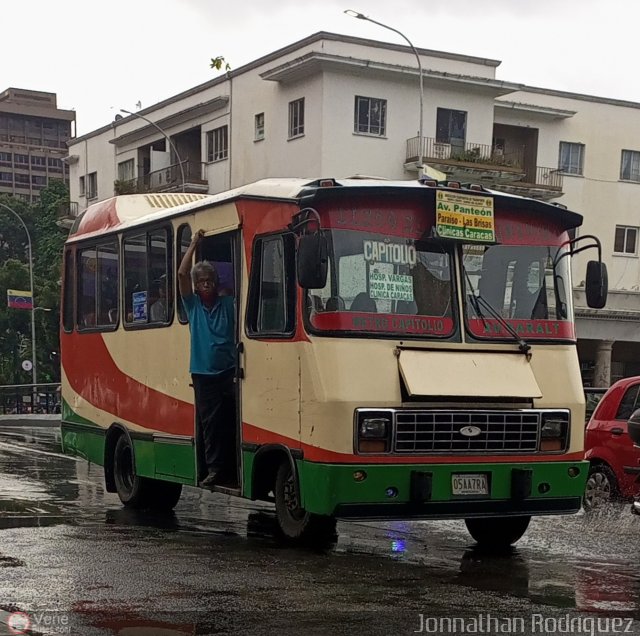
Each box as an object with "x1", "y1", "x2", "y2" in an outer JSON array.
[
  {"x1": 464, "y1": 515, "x2": 531, "y2": 548},
  {"x1": 112, "y1": 434, "x2": 182, "y2": 511},
  {"x1": 274, "y1": 460, "x2": 336, "y2": 544}
]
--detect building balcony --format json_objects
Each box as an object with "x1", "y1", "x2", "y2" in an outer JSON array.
[
  {"x1": 114, "y1": 160, "x2": 209, "y2": 195},
  {"x1": 57, "y1": 201, "x2": 79, "y2": 229},
  {"x1": 405, "y1": 136, "x2": 526, "y2": 184},
  {"x1": 491, "y1": 167, "x2": 565, "y2": 201}
]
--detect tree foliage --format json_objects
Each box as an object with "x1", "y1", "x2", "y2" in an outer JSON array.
[{"x1": 0, "y1": 181, "x2": 69, "y2": 385}]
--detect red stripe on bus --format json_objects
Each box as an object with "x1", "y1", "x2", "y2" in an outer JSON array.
[
  {"x1": 73, "y1": 198, "x2": 120, "y2": 238},
  {"x1": 241, "y1": 422, "x2": 584, "y2": 464},
  {"x1": 62, "y1": 332, "x2": 194, "y2": 435}
]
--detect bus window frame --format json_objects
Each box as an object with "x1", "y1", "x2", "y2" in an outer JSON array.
[
  {"x1": 302, "y1": 229, "x2": 462, "y2": 342},
  {"x1": 122, "y1": 223, "x2": 174, "y2": 331},
  {"x1": 76, "y1": 237, "x2": 120, "y2": 333},
  {"x1": 176, "y1": 223, "x2": 192, "y2": 325},
  {"x1": 245, "y1": 231, "x2": 297, "y2": 339},
  {"x1": 62, "y1": 247, "x2": 75, "y2": 333}
]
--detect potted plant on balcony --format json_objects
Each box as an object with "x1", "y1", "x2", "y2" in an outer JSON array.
[{"x1": 113, "y1": 179, "x2": 138, "y2": 195}]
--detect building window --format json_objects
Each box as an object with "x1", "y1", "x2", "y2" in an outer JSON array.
[
  {"x1": 614, "y1": 225, "x2": 638, "y2": 255},
  {"x1": 14, "y1": 154, "x2": 29, "y2": 165},
  {"x1": 79, "y1": 176, "x2": 85, "y2": 196},
  {"x1": 255, "y1": 113, "x2": 265, "y2": 141},
  {"x1": 436, "y1": 108, "x2": 467, "y2": 152},
  {"x1": 558, "y1": 142, "x2": 584, "y2": 175},
  {"x1": 86, "y1": 172, "x2": 97, "y2": 199},
  {"x1": 288, "y1": 98, "x2": 305, "y2": 139},
  {"x1": 118, "y1": 159, "x2": 135, "y2": 182},
  {"x1": 354, "y1": 96, "x2": 387, "y2": 136},
  {"x1": 0, "y1": 152, "x2": 11, "y2": 164},
  {"x1": 621, "y1": 150, "x2": 640, "y2": 182},
  {"x1": 207, "y1": 125, "x2": 228, "y2": 162}
]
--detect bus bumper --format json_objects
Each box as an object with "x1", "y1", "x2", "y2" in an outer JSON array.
[{"x1": 297, "y1": 459, "x2": 588, "y2": 519}]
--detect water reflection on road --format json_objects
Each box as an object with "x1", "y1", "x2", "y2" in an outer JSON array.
[{"x1": 1, "y1": 424, "x2": 639, "y2": 635}]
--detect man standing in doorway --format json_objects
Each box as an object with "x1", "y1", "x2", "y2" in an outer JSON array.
[{"x1": 178, "y1": 229, "x2": 236, "y2": 488}]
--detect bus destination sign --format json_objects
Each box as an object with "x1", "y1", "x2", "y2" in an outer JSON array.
[{"x1": 435, "y1": 191, "x2": 495, "y2": 243}]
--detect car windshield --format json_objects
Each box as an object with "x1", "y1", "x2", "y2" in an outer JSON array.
[
  {"x1": 462, "y1": 243, "x2": 575, "y2": 340},
  {"x1": 307, "y1": 229, "x2": 455, "y2": 337}
]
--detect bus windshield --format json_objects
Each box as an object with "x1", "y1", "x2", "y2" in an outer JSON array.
[
  {"x1": 307, "y1": 229, "x2": 455, "y2": 337},
  {"x1": 462, "y1": 243, "x2": 575, "y2": 340}
]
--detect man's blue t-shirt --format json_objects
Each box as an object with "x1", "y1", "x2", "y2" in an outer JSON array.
[{"x1": 182, "y1": 293, "x2": 235, "y2": 376}]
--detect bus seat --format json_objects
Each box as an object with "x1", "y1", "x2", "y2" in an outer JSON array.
[
  {"x1": 396, "y1": 300, "x2": 417, "y2": 314},
  {"x1": 307, "y1": 294, "x2": 323, "y2": 312},
  {"x1": 325, "y1": 296, "x2": 345, "y2": 311},
  {"x1": 350, "y1": 293, "x2": 377, "y2": 312}
]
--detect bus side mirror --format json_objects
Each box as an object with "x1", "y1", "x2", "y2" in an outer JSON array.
[
  {"x1": 585, "y1": 260, "x2": 607, "y2": 309},
  {"x1": 297, "y1": 234, "x2": 328, "y2": 289}
]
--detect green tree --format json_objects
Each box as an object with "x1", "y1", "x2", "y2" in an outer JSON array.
[{"x1": 0, "y1": 181, "x2": 69, "y2": 385}]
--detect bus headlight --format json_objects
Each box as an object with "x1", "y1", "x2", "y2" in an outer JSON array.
[
  {"x1": 356, "y1": 410, "x2": 392, "y2": 453},
  {"x1": 539, "y1": 415, "x2": 569, "y2": 452},
  {"x1": 360, "y1": 418, "x2": 389, "y2": 438}
]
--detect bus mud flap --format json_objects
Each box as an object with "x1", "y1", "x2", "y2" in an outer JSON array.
[{"x1": 410, "y1": 471, "x2": 433, "y2": 503}]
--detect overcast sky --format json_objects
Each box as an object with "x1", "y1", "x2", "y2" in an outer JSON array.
[{"x1": 6, "y1": 0, "x2": 639, "y2": 136}]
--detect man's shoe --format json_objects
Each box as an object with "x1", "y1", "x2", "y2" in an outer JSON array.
[{"x1": 199, "y1": 472, "x2": 219, "y2": 489}]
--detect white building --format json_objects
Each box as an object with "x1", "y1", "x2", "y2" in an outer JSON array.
[{"x1": 66, "y1": 31, "x2": 640, "y2": 386}]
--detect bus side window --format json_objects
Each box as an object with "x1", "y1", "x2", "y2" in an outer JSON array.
[{"x1": 247, "y1": 233, "x2": 296, "y2": 337}]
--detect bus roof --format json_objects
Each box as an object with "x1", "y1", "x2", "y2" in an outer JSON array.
[{"x1": 67, "y1": 177, "x2": 583, "y2": 242}]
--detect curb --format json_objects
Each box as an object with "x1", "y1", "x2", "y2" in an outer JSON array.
[{"x1": 0, "y1": 415, "x2": 60, "y2": 428}]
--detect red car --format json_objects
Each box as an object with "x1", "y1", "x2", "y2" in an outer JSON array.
[{"x1": 584, "y1": 376, "x2": 640, "y2": 509}]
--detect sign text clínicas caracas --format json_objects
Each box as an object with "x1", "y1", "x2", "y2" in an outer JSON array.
[{"x1": 435, "y1": 191, "x2": 495, "y2": 242}]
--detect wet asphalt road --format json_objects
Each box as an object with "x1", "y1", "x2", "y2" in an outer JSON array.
[{"x1": 0, "y1": 423, "x2": 639, "y2": 636}]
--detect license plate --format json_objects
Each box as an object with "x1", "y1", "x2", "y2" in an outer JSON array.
[{"x1": 451, "y1": 473, "x2": 489, "y2": 496}]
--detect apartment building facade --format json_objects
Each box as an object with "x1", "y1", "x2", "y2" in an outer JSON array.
[
  {"x1": 66, "y1": 32, "x2": 640, "y2": 387},
  {"x1": 0, "y1": 88, "x2": 75, "y2": 203}
]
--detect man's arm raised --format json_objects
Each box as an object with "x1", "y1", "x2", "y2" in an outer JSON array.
[{"x1": 178, "y1": 229, "x2": 204, "y2": 298}]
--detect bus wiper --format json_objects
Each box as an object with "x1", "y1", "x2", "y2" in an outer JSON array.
[{"x1": 463, "y1": 268, "x2": 531, "y2": 358}]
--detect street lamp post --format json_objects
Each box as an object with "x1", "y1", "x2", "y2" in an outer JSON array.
[
  {"x1": 344, "y1": 10, "x2": 424, "y2": 172},
  {"x1": 119, "y1": 108, "x2": 186, "y2": 192},
  {"x1": 0, "y1": 202, "x2": 37, "y2": 389}
]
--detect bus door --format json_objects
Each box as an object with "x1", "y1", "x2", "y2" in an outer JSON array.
[{"x1": 197, "y1": 229, "x2": 242, "y2": 486}]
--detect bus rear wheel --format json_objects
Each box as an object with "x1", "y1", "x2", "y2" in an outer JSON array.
[
  {"x1": 274, "y1": 460, "x2": 336, "y2": 545},
  {"x1": 113, "y1": 434, "x2": 182, "y2": 511},
  {"x1": 464, "y1": 515, "x2": 531, "y2": 548}
]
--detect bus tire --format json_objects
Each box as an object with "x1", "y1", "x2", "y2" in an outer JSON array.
[
  {"x1": 112, "y1": 434, "x2": 182, "y2": 511},
  {"x1": 464, "y1": 515, "x2": 531, "y2": 548},
  {"x1": 274, "y1": 460, "x2": 336, "y2": 544}
]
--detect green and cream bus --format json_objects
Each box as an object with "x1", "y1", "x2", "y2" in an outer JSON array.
[{"x1": 60, "y1": 177, "x2": 607, "y2": 546}]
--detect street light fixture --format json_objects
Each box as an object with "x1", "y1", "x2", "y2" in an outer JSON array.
[
  {"x1": 119, "y1": 108, "x2": 186, "y2": 193},
  {"x1": 0, "y1": 202, "x2": 37, "y2": 389},
  {"x1": 344, "y1": 10, "x2": 424, "y2": 172}
]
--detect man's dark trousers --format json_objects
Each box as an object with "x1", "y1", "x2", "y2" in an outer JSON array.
[{"x1": 192, "y1": 370, "x2": 236, "y2": 480}]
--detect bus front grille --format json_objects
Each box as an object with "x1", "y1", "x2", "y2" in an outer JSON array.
[{"x1": 394, "y1": 411, "x2": 540, "y2": 453}]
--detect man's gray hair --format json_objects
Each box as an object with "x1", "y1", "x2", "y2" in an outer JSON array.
[{"x1": 191, "y1": 260, "x2": 219, "y2": 286}]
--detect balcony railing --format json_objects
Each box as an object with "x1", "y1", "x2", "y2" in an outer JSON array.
[
  {"x1": 407, "y1": 136, "x2": 525, "y2": 171},
  {"x1": 115, "y1": 160, "x2": 208, "y2": 195},
  {"x1": 531, "y1": 166, "x2": 563, "y2": 189},
  {"x1": 57, "y1": 200, "x2": 79, "y2": 220}
]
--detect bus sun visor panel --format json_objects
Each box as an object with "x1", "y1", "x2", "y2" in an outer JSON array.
[{"x1": 398, "y1": 349, "x2": 542, "y2": 399}]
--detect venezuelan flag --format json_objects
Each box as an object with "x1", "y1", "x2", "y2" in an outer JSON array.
[{"x1": 7, "y1": 289, "x2": 33, "y2": 310}]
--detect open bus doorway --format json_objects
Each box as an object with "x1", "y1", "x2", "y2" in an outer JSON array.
[{"x1": 193, "y1": 230, "x2": 241, "y2": 490}]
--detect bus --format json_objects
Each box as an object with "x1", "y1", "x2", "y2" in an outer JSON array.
[{"x1": 60, "y1": 177, "x2": 608, "y2": 547}]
